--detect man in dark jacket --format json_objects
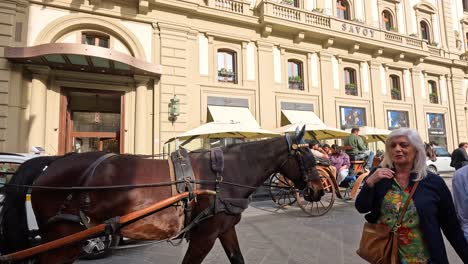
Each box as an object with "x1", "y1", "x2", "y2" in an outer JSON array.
[{"x1": 450, "y1": 142, "x2": 468, "y2": 170}]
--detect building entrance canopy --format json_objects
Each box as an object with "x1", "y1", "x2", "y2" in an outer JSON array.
[
  {"x1": 4, "y1": 43, "x2": 161, "y2": 77},
  {"x1": 207, "y1": 105, "x2": 260, "y2": 128},
  {"x1": 276, "y1": 110, "x2": 349, "y2": 140}
]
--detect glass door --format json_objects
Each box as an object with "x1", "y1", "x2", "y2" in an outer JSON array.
[{"x1": 59, "y1": 89, "x2": 124, "y2": 154}]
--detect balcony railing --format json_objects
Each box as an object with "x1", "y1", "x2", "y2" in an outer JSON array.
[
  {"x1": 288, "y1": 80, "x2": 304, "y2": 90},
  {"x1": 345, "y1": 84, "x2": 358, "y2": 96},
  {"x1": 256, "y1": 0, "x2": 440, "y2": 55},
  {"x1": 429, "y1": 94, "x2": 439, "y2": 104},
  {"x1": 218, "y1": 71, "x2": 237, "y2": 83},
  {"x1": 207, "y1": 0, "x2": 250, "y2": 15}
]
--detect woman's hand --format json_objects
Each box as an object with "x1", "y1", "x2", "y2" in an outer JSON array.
[{"x1": 365, "y1": 168, "x2": 394, "y2": 187}]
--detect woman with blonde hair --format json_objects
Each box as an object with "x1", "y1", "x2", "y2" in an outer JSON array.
[{"x1": 355, "y1": 128, "x2": 468, "y2": 264}]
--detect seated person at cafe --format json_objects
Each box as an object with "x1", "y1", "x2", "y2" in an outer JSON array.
[
  {"x1": 329, "y1": 144, "x2": 350, "y2": 184},
  {"x1": 322, "y1": 144, "x2": 332, "y2": 156},
  {"x1": 343, "y1": 127, "x2": 374, "y2": 170},
  {"x1": 308, "y1": 140, "x2": 336, "y2": 176}
]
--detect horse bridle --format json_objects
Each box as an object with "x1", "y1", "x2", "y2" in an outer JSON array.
[{"x1": 279, "y1": 139, "x2": 318, "y2": 183}]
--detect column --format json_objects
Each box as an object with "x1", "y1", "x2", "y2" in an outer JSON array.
[
  {"x1": 134, "y1": 75, "x2": 149, "y2": 154},
  {"x1": 410, "y1": 67, "x2": 426, "y2": 138},
  {"x1": 28, "y1": 67, "x2": 49, "y2": 151},
  {"x1": 368, "y1": 61, "x2": 384, "y2": 128},
  {"x1": 318, "y1": 51, "x2": 336, "y2": 126}
]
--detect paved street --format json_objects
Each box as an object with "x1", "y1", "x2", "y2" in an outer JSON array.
[{"x1": 78, "y1": 174, "x2": 463, "y2": 264}]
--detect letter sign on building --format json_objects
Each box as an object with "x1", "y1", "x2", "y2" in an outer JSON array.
[{"x1": 342, "y1": 23, "x2": 374, "y2": 38}]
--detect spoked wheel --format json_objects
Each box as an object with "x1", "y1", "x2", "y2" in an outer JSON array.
[
  {"x1": 296, "y1": 174, "x2": 335, "y2": 217},
  {"x1": 269, "y1": 173, "x2": 297, "y2": 207}
]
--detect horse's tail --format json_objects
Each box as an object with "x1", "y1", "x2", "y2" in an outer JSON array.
[{"x1": 0, "y1": 155, "x2": 59, "y2": 255}]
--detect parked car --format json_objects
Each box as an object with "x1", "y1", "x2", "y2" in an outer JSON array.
[
  {"x1": 426, "y1": 146, "x2": 455, "y2": 174},
  {"x1": 0, "y1": 153, "x2": 117, "y2": 259}
]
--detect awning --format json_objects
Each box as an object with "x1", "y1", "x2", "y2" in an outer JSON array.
[
  {"x1": 207, "y1": 105, "x2": 260, "y2": 128},
  {"x1": 4, "y1": 43, "x2": 161, "y2": 77},
  {"x1": 276, "y1": 110, "x2": 349, "y2": 140},
  {"x1": 165, "y1": 121, "x2": 279, "y2": 143},
  {"x1": 281, "y1": 110, "x2": 324, "y2": 126}
]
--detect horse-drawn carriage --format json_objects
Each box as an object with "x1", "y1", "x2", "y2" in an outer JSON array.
[{"x1": 0, "y1": 127, "x2": 328, "y2": 264}]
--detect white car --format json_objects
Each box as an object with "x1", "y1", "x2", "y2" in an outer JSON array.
[{"x1": 426, "y1": 146, "x2": 455, "y2": 174}]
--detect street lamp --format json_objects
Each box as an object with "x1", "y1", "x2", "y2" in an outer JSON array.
[{"x1": 168, "y1": 95, "x2": 180, "y2": 122}]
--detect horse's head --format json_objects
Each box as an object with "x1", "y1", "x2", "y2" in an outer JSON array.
[
  {"x1": 279, "y1": 126, "x2": 324, "y2": 202},
  {"x1": 425, "y1": 142, "x2": 437, "y2": 162}
]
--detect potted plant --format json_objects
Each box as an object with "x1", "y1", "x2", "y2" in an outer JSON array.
[
  {"x1": 345, "y1": 83, "x2": 358, "y2": 95},
  {"x1": 390, "y1": 26, "x2": 398, "y2": 32},
  {"x1": 429, "y1": 93, "x2": 438, "y2": 103},
  {"x1": 288, "y1": 75, "x2": 302, "y2": 83},
  {"x1": 391, "y1": 88, "x2": 401, "y2": 99},
  {"x1": 409, "y1": 33, "x2": 418, "y2": 38},
  {"x1": 312, "y1": 7, "x2": 323, "y2": 13},
  {"x1": 280, "y1": 0, "x2": 294, "y2": 6}
]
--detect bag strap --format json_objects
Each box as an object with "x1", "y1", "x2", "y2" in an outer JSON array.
[{"x1": 395, "y1": 181, "x2": 420, "y2": 229}]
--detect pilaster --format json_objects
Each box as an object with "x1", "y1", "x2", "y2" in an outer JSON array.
[
  {"x1": 134, "y1": 75, "x2": 149, "y2": 154},
  {"x1": 256, "y1": 41, "x2": 275, "y2": 128},
  {"x1": 27, "y1": 66, "x2": 50, "y2": 152}
]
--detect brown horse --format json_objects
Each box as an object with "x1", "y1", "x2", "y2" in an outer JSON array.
[{"x1": 0, "y1": 128, "x2": 323, "y2": 263}]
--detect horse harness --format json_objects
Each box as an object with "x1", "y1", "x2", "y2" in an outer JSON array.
[
  {"x1": 47, "y1": 153, "x2": 117, "y2": 228},
  {"x1": 41, "y1": 140, "x2": 313, "y2": 241},
  {"x1": 45, "y1": 149, "x2": 249, "y2": 239}
]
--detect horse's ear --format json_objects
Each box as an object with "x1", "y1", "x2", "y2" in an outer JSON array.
[{"x1": 296, "y1": 125, "x2": 306, "y2": 142}]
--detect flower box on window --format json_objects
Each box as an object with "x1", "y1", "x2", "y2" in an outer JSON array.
[
  {"x1": 288, "y1": 76, "x2": 304, "y2": 90},
  {"x1": 391, "y1": 88, "x2": 401, "y2": 100},
  {"x1": 218, "y1": 68, "x2": 236, "y2": 83},
  {"x1": 429, "y1": 93, "x2": 439, "y2": 104},
  {"x1": 280, "y1": 0, "x2": 294, "y2": 6},
  {"x1": 345, "y1": 83, "x2": 358, "y2": 96}
]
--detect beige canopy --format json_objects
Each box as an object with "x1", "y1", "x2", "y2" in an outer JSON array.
[
  {"x1": 165, "y1": 121, "x2": 280, "y2": 143},
  {"x1": 346, "y1": 126, "x2": 392, "y2": 143},
  {"x1": 276, "y1": 110, "x2": 349, "y2": 140}
]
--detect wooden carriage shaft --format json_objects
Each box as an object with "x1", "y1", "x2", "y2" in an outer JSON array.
[{"x1": 0, "y1": 190, "x2": 216, "y2": 263}]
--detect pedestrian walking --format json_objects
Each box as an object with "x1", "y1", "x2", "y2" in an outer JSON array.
[
  {"x1": 355, "y1": 128, "x2": 468, "y2": 264},
  {"x1": 450, "y1": 142, "x2": 468, "y2": 170}
]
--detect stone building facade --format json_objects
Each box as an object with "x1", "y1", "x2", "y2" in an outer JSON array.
[{"x1": 0, "y1": 0, "x2": 467, "y2": 155}]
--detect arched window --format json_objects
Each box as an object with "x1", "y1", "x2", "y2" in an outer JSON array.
[
  {"x1": 336, "y1": 0, "x2": 350, "y2": 20},
  {"x1": 420, "y1": 21, "x2": 431, "y2": 42},
  {"x1": 288, "y1": 59, "x2": 304, "y2": 90},
  {"x1": 81, "y1": 32, "x2": 110, "y2": 48},
  {"x1": 390, "y1": 75, "x2": 402, "y2": 100},
  {"x1": 217, "y1": 49, "x2": 237, "y2": 83},
  {"x1": 382, "y1": 10, "x2": 394, "y2": 31},
  {"x1": 428, "y1": 80, "x2": 439, "y2": 104},
  {"x1": 344, "y1": 67, "x2": 358, "y2": 96}
]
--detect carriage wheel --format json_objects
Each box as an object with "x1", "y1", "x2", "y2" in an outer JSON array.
[
  {"x1": 296, "y1": 174, "x2": 335, "y2": 217},
  {"x1": 269, "y1": 173, "x2": 297, "y2": 207}
]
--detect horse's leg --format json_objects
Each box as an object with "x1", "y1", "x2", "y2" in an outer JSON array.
[
  {"x1": 36, "y1": 245, "x2": 81, "y2": 264},
  {"x1": 181, "y1": 229, "x2": 218, "y2": 264},
  {"x1": 219, "y1": 225, "x2": 245, "y2": 264},
  {"x1": 35, "y1": 223, "x2": 84, "y2": 264}
]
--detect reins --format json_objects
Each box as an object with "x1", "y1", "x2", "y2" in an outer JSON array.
[{"x1": 1, "y1": 179, "x2": 261, "y2": 191}]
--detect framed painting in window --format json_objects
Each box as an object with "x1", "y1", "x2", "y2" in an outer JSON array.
[
  {"x1": 387, "y1": 110, "x2": 409, "y2": 130},
  {"x1": 340, "y1": 106, "x2": 366, "y2": 130}
]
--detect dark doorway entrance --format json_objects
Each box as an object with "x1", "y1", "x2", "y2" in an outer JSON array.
[{"x1": 59, "y1": 88, "x2": 124, "y2": 154}]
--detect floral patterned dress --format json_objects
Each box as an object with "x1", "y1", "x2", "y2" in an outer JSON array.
[{"x1": 378, "y1": 181, "x2": 430, "y2": 264}]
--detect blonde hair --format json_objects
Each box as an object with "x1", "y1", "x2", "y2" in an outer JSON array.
[{"x1": 380, "y1": 128, "x2": 428, "y2": 181}]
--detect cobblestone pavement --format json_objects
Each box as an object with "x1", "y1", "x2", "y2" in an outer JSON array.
[{"x1": 78, "y1": 174, "x2": 463, "y2": 264}]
